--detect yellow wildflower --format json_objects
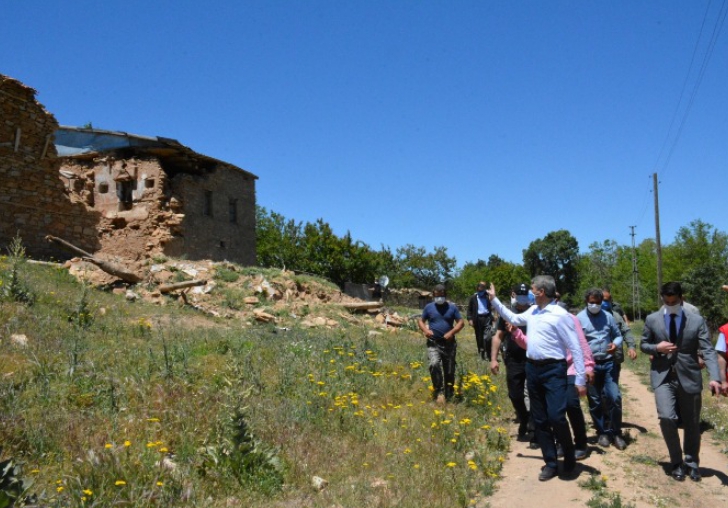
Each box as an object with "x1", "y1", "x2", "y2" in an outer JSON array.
[{"x1": 115, "y1": 480, "x2": 126, "y2": 486}]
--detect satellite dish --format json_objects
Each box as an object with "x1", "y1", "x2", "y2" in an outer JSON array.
[{"x1": 378, "y1": 275, "x2": 389, "y2": 288}]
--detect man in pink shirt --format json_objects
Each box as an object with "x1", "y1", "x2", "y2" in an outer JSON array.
[{"x1": 509, "y1": 313, "x2": 595, "y2": 460}]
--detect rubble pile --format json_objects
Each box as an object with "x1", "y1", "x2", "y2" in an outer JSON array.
[{"x1": 61, "y1": 259, "x2": 417, "y2": 331}]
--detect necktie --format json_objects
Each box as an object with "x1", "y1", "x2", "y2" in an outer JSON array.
[{"x1": 669, "y1": 314, "x2": 677, "y2": 344}]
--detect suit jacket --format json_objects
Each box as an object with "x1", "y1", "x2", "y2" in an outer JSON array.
[
  {"x1": 467, "y1": 294, "x2": 492, "y2": 322},
  {"x1": 640, "y1": 309, "x2": 720, "y2": 394}
]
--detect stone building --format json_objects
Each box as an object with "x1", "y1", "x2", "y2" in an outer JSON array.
[
  {"x1": 56, "y1": 126, "x2": 258, "y2": 265},
  {"x1": 1, "y1": 74, "x2": 258, "y2": 265},
  {"x1": 0, "y1": 74, "x2": 100, "y2": 258}
]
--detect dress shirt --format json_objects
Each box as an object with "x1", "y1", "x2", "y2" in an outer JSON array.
[
  {"x1": 509, "y1": 314, "x2": 594, "y2": 376},
  {"x1": 715, "y1": 333, "x2": 726, "y2": 353},
  {"x1": 576, "y1": 309, "x2": 623, "y2": 361},
  {"x1": 490, "y1": 297, "x2": 586, "y2": 386},
  {"x1": 662, "y1": 309, "x2": 684, "y2": 337},
  {"x1": 476, "y1": 294, "x2": 490, "y2": 315}
]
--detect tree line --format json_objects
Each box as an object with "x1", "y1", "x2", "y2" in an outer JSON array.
[{"x1": 256, "y1": 206, "x2": 728, "y2": 330}]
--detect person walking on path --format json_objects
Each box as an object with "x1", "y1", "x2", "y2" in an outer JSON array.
[
  {"x1": 490, "y1": 283, "x2": 533, "y2": 441},
  {"x1": 640, "y1": 281, "x2": 722, "y2": 482},
  {"x1": 577, "y1": 288, "x2": 626, "y2": 450},
  {"x1": 508, "y1": 312, "x2": 595, "y2": 461},
  {"x1": 418, "y1": 284, "x2": 464, "y2": 404},
  {"x1": 467, "y1": 281, "x2": 493, "y2": 360},
  {"x1": 487, "y1": 276, "x2": 586, "y2": 481}
]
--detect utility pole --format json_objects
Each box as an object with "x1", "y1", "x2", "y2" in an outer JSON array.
[
  {"x1": 629, "y1": 225, "x2": 641, "y2": 321},
  {"x1": 653, "y1": 173, "x2": 662, "y2": 301}
]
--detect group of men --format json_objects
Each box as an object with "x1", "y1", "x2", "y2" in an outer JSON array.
[{"x1": 418, "y1": 277, "x2": 726, "y2": 483}]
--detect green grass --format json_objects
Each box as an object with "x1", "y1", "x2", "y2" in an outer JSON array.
[{"x1": 0, "y1": 257, "x2": 512, "y2": 507}]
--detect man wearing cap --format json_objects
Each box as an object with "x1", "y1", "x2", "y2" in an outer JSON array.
[
  {"x1": 467, "y1": 281, "x2": 493, "y2": 360},
  {"x1": 487, "y1": 276, "x2": 586, "y2": 481},
  {"x1": 640, "y1": 281, "x2": 722, "y2": 482},
  {"x1": 577, "y1": 288, "x2": 626, "y2": 450},
  {"x1": 490, "y1": 283, "x2": 532, "y2": 440}
]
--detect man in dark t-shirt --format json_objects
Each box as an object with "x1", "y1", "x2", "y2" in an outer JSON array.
[
  {"x1": 418, "y1": 284, "x2": 464, "y2": 404},
  {"x1": 491, "y1": 283, "x2": 532, "y2": 439}
]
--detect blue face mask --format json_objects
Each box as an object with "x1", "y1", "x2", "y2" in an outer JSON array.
[
  {"x1": 477, "y1": 290, "x2": 486, "y2": 297},
  {"x1": 601, "y1": 301, "x2": 613, "y2": 312}
]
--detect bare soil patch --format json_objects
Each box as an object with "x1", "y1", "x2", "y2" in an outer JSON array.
[{"x1": 485, "y1": 367, "x2": 728, "y2": 507}]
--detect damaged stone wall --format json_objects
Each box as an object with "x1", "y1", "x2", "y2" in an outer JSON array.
[
  {"x1": 167, "y1": 165, "x2": 256, "y2": 265},
  {"x1": 59, "y1": 154, "x2": 256, "y2": 265},
  {"x1": 0, "y1": 75, "x2": 99, "y2": 258},
  {"x1": 59, "y1": 156, "x2": 177, "y2": 261}
]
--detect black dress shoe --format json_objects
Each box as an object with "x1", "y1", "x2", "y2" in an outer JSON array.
[
  {"x1": 671, "y1": 463, "x2": 686, "y2": 481},
  {"x1": 688, "y1": 466, "x2": 701, "y2": 482},
  {"x1": 539, "y1": 465, "x2": 557, "y2": 481}
]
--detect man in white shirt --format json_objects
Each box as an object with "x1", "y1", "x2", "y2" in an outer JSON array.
[{"x1": 487, "y1": 275, "x2": 586, "y2": 481}]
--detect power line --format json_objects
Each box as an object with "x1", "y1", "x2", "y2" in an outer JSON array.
[{"x1": 660, "y1": 0, "x2": 728, "y2": 179}]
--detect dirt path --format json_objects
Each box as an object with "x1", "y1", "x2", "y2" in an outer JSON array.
[{"x1": 485, "y1": 367, "x2": 728, "y2": 507}]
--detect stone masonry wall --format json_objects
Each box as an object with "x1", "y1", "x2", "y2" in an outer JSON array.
[
  {"x1": 167, "y1": 164, "x2": 256, "y2": 265},
  {"x1": 0, "y1": 75, "x2": 100, "y2": 259}
]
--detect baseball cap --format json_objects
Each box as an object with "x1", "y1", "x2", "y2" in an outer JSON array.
[
  {"x1": 515, "y1": 283, "x2": 531, "y2": 305},
  {"x1": 515, "y1": 283, "x2": 529, "y2": 296}
]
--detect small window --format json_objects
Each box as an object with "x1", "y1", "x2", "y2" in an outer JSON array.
[
  {"x1": 145, "y1": 179, "x2": 155, "y2": 189},
  {"x1": 203, "y1": 190, "x2": 213, "y2": 216},
  {"x1": 219, "y1": 241, "x2": 226, "y2": 249},
  {"x1": 98, "y1": 182, "x2": 109, "y2": 194},
  {"x1": 229, "y1": 198, "x2": 238, "y2": 223}
]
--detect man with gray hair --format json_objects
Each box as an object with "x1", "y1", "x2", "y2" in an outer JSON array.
[{"x1": 487, "y1": 276, "x2": 586, "y2": 481}]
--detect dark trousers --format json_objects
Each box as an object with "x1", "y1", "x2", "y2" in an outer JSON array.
[
  {"x1": 506, "y1": 359, "x2": 529, "y2": 425},
  {"x1": 566, "y1": 374, "x2": 588, "y2": 449},
  {"x1": 526, "y1": 360, "x2": 574, "y2": 468},
  {"x1": 587, "y1": 360, "x2": 622, "y2": 437},
  {"x1": 427, "y1": 342, "x2": 457, "y2": 400},
  {"x1": 473, "y1": 314, "x2": 493, "y2": 360}
]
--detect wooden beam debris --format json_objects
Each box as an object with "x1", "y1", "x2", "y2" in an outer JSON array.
[
  {"x1": 46, "y1": 235, "x2": 143, "y2": 284},
  {"x1": 159, "y1": 279, "x2": 208, "y2": 294}
]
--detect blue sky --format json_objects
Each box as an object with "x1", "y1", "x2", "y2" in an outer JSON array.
[{"x1": 3, "y1": 1, "x2": 726, "y2": 266}]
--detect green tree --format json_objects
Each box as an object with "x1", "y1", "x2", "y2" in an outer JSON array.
[
  {"x1": 522, "y1": 230, "x2": 580, "y2": 303},
  {"x1": 386, "y1": 244, "x2": 457, "y2": 290},
  {"x1": 255, "y1": 206, "x2": 304, "y2": 269},
  {"x1": 450, "y1": 258, "x2": 528, "y2": 303},
  {"x1": 662, "y1": 220, "x2": 728, "y2": 330}
]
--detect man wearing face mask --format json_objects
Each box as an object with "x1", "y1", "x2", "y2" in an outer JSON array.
[
  {"x1": 467, "y1": 281, "x2": 493, "y2": 360},
  {"x1": 418, "y1": 284, "x2": 464, "y2": 404},
  {"x1": 486, "y1": 276, "x2": 586, "y2": 481},
  {"x1": 490, "y1": 283, "x2": 532, "y2": 440},
  {"x1": 576, "y1": 288, "x2": 625, "y2": 450},
  {"x1": 640, "y1": 282, "x2": 722, "y2": 482}
]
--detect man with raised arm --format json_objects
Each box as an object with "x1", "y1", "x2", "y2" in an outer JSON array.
[{"x1": 486, "y1": 275, "x2": 586, "y2": 481}]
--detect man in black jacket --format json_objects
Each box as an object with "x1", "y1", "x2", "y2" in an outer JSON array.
[{"x1": 467, "y1": 281, "x2": 493, "y2": 360}]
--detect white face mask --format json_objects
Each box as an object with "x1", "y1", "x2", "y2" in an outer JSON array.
[
  {"x1": 510, "y1": 297, "x2": 517, "y2": 306},
  {"x1": 665, "y1": 303, "x2": 681, "y2": 315},
  {"x1": 587, "y1": 303, "x2": 602, "y2": 315},
  {"x1": 434, "y1": 296, "x2": 446, "y2": 305}
]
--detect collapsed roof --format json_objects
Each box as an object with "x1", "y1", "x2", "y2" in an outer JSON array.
[{"x1": 55, "y1": 126, "x2": 257, "y2": 180}]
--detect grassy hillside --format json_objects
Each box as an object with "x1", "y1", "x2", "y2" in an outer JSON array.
[{"x1": 0, "y1": 251, "x2": 511, "y2": 507}]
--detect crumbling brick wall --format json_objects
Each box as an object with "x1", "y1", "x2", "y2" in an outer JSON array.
[{"x1": 0, "y1": 75, "x2": 99, "y2": 259}]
